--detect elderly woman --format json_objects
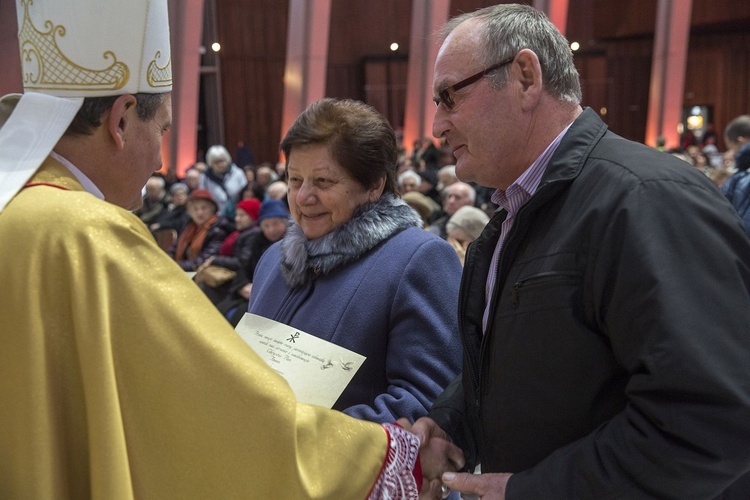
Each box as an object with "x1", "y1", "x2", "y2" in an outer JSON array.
[
  {"x1": 170, "y1": 189, "x2": 232, "y2": 271},
  {"x1": 248, "y1": 98, "x2": 462, "y2": 423},
  {"x1": 216, "y1": 199, "x2": 290, "y2": 327},
  {"x1": 200, "y1": 144, "x2": 247, "y2": 215}
]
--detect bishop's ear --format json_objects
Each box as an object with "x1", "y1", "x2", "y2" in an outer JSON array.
[{"x1": 106, "y1": 94, "x2": 138, "y2": 150}]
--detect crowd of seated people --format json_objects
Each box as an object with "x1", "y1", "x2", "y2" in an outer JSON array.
[
  {"x1": 662, "y1": 131, "x2": 741, "y2": 188},
  {"x1": 149, "y1": 121, "x2": 749, "y2": 325},
  {"x1": 145, "y1": 145, "x2": 290, "y2": 324}
]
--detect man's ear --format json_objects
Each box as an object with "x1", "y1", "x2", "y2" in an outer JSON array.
[
  {"x1": 106, "y1": 94, "x2": 137, "y2": 150},
  {"x1": 513, "y1": 49, "x2": 543, "y2": 111}
]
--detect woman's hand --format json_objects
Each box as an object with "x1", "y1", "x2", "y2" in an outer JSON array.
[{"x1": 238, "y1": 283, "x2": 253, "y2": 300}]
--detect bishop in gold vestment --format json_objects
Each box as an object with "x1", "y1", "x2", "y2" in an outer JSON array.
[{"x1": 0, "y1": 158, "x2": 419, "y2": 498}]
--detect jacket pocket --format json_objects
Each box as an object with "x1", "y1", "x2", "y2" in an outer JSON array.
[{"x1": 508, "y1": 270, "x2": 582, "y2": 312}]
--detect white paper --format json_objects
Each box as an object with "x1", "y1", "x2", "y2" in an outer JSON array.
[{"x1": 235, "y1": 313, "x2": 365, "y2": 408}]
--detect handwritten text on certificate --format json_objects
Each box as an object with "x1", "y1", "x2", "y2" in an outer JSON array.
[{"x1": 235, "y1": 313, "x2": 365, "y2": 408}]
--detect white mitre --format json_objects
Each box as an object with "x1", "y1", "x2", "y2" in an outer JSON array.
[{"x1": 0, "y1": 0, "x2": 172, "y2": 212}]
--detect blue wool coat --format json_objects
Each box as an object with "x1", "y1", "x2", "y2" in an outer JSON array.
[{"x1": 248, "y1": 195, "x2": 463, "y2": 423}]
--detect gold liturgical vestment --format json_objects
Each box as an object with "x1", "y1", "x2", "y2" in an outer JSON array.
[{"x1": 0, "y1": 159, "x2": 396, "y2": 498}]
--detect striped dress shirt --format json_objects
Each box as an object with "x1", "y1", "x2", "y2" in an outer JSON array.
[{"x1": 482, "y1": 124, "x2": 572, "y2": 332}]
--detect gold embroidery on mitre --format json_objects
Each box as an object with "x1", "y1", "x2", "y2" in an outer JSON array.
[
  {"x1": 18, "y1": 0, "x2": 129, "y2": 91},
  {"x1": 146, "y1": 51, "x2": 172, "y2": 88}
]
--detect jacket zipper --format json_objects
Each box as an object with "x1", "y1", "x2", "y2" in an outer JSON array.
[
  {"x1": 511, "y1": 271, "x2": 580, "y2": 308},
  {"x1": 458, "y1": 237, "x2": 481, "y2": 406}
]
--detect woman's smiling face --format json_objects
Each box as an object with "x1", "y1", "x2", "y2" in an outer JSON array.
[{"x1": 286, "y1": 144, "x2": 381, "y2": 240}]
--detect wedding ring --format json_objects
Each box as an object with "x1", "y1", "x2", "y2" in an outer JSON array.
[{"x1": 441, "y1": 483, "x2": 451, "y2": 499}]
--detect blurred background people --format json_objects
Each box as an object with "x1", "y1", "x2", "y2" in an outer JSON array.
[
  {"x1": 721, "y1": 115, "x2": 750, "y2": 238},
  {"x1": 183, "y1": 166, "x2": 202, "y2": 192},
  {"x1": 214, "y1": 199, "x2": 290, "y2": 327},
  {"x1": 255, "y1": 162, "x2": 279, "y2": 191},
  {"x1": 398, "y1": 169, "x2": 422, "y2": 195},
  {"x1": 200, "y1": 145, "x2": 246, "y2": 216},
  {"x1": 135, "y1": 175, "x2": 169, "y2": 226},
  {"x1": 235, "y1": 140, "x2": 255, "y2": 169},
  {"x1": 196, "y1": 198, "x2": 261, "y2": 305},
  {"x1": 149, "y1": 182, "x2": 190, "y2": 244},
  {"x1": 170, "y1": 189, "x2": 231, "y2": 271},
  {"x1": 265, "y1": 180, "x2": 288, "y2": 201},
  {"x1": 410, "y1": 136, "x2": 440, "y2": 171},
  {"x1": 402, "y1": 190, "x2": 437, "y2": 228},
  {"x1": 445, "y1": 205, "x2": 490, "y2": 265},
  {"x1": 436, "y1": 164, "x2": 459, "y2": 192},
  {"x1": 428, "y1": 181, "x2": 477, "y2": 239}
]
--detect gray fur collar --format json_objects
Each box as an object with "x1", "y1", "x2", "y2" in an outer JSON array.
[{"x1": 280, "y1": 193, "x2": 422, "y2": 288}]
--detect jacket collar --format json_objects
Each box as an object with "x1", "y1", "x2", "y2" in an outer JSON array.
[
  {"x1": 280, "y1": 193, "x2": 422, "y2": 288},
  {"x1": 537, "y1": 107, "x2": 608, "y2": 189}
]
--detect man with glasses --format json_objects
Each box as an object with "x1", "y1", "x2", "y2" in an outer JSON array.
[{"x1": 410, "y1": 4, "x2": 750, "y2": 499}]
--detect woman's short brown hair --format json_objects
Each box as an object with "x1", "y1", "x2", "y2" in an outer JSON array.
[{"x1": 280, "y1": 98, "x2": 399, "y2": 196}]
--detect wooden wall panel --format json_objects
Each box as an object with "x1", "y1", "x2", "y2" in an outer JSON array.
[
  {"x1": 216, "y1": 0, "x2": 289, "y2": 166},
  {"x1": 602, "y1": 39, "x2": 653, "y2": 142},
  {"x1": 593, "y1": 0, "x2": 657, "y2": 39},
  {"x1": 210, "y1": 0, "x2": 750, "y2": 166},
  {"x1": 576, "y1": 55, "x2": 608, "y2": 120},
  {"x1": 685, "y1": 31, "x2": 750, "y2": 150},
  {"x1": 326, "y1": 0, "x2": 412, "y2": 105},
  {"x1": 364, "y1": 58, "x2": 409, "y2": 129}
]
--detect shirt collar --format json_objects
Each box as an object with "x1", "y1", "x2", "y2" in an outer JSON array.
[
  {"x1": 491, "y1": 122, "x2": 573, "y2": 214},
  {"x1": 50, "y1": 151, "x2": 105, "y2": 200}
]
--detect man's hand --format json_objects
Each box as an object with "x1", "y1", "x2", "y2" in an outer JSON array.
[
  {"x1": 404, "y1": 417, "x2": 465, "y2": 498},
  {"x1": 442, "y1": 472, "x2": 512, "y2": 500}
]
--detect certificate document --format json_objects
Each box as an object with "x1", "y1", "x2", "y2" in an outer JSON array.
[{"x1": 235, "y1": 313, "x2": 366, "y2": 408}]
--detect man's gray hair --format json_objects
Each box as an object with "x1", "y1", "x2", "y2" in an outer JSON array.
[
  {"x1": 445, "y1": 181, "x2": 476, "y2": 203},
  {"x1": 439, "y1": 4, "x2": 581, "y2": 104}
]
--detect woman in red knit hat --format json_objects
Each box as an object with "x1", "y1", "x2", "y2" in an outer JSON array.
[{"x1": 196, "y1": 197, "x2": 267, "y2": 304}]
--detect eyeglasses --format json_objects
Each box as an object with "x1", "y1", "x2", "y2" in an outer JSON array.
[{"x1": 433, "y1": 56, "x2": 515, "y2": 110}]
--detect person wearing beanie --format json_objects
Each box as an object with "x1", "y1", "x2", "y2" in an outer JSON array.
[
  {"x1": 213, "y1": 199, "x2": 290, "y2": 327},
  {"x1": 196, "y1": 197, "x2": 262, "y2": 300},
  {"x1": 215, "y1": 198, "x2": 261, "y2": 259}
]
